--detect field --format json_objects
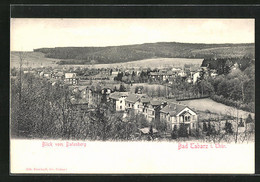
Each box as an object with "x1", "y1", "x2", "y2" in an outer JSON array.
[
  {"x1": 10, "y1": 52, "x2": 60, "y2": 68},
  {"x1": 179, "y1": 98, "x2": 254, "y2": 119},
  {"x1": 11, "y1": 52, "x2": 203, "y2": 69},
  {"x1": 89, "y1": 58, "x2": 203, "y2": 69}
]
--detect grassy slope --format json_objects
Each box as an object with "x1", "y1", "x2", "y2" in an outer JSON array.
[{"x1": 10, "y1": 51, "x2": 59, "y2": 68}]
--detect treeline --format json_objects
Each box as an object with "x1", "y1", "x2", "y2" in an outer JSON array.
[
  {"x1": 134, "y1": 85, "x2": 168, "y2": 97},
  {"x1": 114, "y1": 70, "x2": 150, "y2": 83},
  {"x1": 10, "y1": 72, "x2": 254, "y2": 142},
  {"x1": 10, "y1": 73, "x2": 153, "y2": 140},
  {"x1": 201, "y1": 57, "x2": 254, "y2": 74},
  {"x1": 34, "y1": 42, "x2": 254, "y2": 65},
  {"x1": 198, "y1": 58, "x2": 255, "y2": 112}
]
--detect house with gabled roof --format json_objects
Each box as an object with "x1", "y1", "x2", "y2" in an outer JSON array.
[
  {"x1": 137, "y1": 97, "x2": 150, "y2": 116},
  {"x1": 160, "y1": 102, "x2": 198, "y2": 133},
  {"x1": 149, "y1": 71, "x2": 163, "y2": 82},
  {"x1": 163, "y1": 71, "x2": 175, "y2": 81},
  {"x1": 146, "y1": 99, "x2": 167, "y2": 122},
  {"x1": 125, "y1": 93, "x2": 147, "y2": 113},
  {"x1": 109, "y1": 92, "x2": 129, "y2": 111},
  {"x1": 70, "y1": 98, "x2": 89, "y2": 114},
  {"x1": 54, "y1": 72, "x2": 65, "y2": 80}
]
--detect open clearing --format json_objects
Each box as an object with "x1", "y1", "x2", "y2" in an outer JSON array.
[
  {"x1": 179, "y1": 98, "x2": 254, "y2": 119},
  {"x1": 10, "y1": 52, "x2": 60, "y2": 68},
  {"x1": 90, "y1": 57, "x2": 203, "y2": 69}
]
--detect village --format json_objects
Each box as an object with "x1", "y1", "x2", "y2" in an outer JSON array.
[{"x1": 13, "y1": 60, "x2": 254, "y2": 141}]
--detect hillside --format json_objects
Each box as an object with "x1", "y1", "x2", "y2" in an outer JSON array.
[
  {"x1": 33, "y1": 42, "x2": 255, "y2": 65},
  {"x1": 10, "y1": 51, "x2": 59, "y2": 68}
]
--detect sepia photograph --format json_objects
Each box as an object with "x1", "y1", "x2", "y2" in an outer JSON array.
[{"x1": 10, "y1": 18, "x2": 255, "y2": 174}]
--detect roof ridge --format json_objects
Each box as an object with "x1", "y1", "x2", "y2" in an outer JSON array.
[{"x1": 169, "y1": 102, "x2": 187, "y2": 107}]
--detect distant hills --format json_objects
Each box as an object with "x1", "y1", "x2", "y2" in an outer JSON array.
[{"x1": 33, "y1": 42, "x2": 255, "y2": 65}]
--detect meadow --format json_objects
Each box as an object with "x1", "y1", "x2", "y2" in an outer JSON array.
[
  {"x1": 179, "y1": 98, "x2": 254, "y2": 119},
  {"x1": 10, "y1": 51, "x2": 59, "y2": 68},
  {"x1": 90, "y1": 57, "x2": 203, "y2": 69},
  {"x1": 10, "y1": 52, "x2": 203, "y2": 69}
]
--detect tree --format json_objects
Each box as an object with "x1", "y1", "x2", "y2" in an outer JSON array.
[
  {"x1": 147, "y1": 87, "x2": 155, "y2": 97},
  {"x1": 142, "y1": 86, "x2": 148, "y2": 94},
  {"x1": 224, "y1": 121, "x2": 233, "y2": 134},
  {"x1": 119, "y1": 84, "x2": 126, "y2": 92},
  {"x1": 117, "y1": 72, "x2": 123, "y2": 81},
  {"x1": 134, "y1": 86, "x2": 139, "y2": 94},
  {"x1": 152, "y1": 118, "x2": 167, "y2": 133},
  {"x1": 203, "y1": 122, "x2": 208, "y2": 132},
  {"x1": 206, "y1": 121, "x2": 216, "y2": 136},
  {"x1": 246, "y1": 114, "x2": 253, "y2": 123},
  {"x1": 148, "y1": 125, "x2": 154, "y2": 140},
  {"x1": 157, "y1": 86, "x2": 161, "y2": 97},
  {"x1": 199, "y1": 79, "x2": 214, "y2": 95},
  {"x1": 122, "y1": 76, "x2": 128, "y2": 83},
  {"x1": 90, "y1": 60, "x2": 97, "y2": 66},
  {"x1": 171, "y1": 125, "x2": 178, "y2": 139},
  {"x1": 11, "y1": 68, "x2": 18, "y2": 76},
  {"x1": 132, "y1": 71, "x2": 136, "y2": 77},
  {"x1": 178, "y1": 123, "x2": 188, "y2": 137}
]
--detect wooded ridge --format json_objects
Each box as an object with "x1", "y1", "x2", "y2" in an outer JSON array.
[{"x1": 33, "y1": 42, "x2": 255, "y2": 65}]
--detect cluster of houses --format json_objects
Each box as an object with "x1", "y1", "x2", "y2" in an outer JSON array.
[
  {"x1": 148, "y1": 67, "x2": 197, "y2": 84},
  {"x1": 53, "y1": 81, "x2": 253, "y2": 135},
  {"x1": 108, "y1": 91, "x2": 198, "y2": 132},
  {"x1": 23, "y1": 68, "x2": 80, "y2": 85},
  {"x1": 23, "y1": 64, "x2": 219, "y2": 90},
  {"x1": 20, "y1": 65, "x2": 254, "y2": 136},
  {"x1": 113, "y1": 66, "x2": 218, "y2": 85},
  {"x1": 22, "y1": 66, "x2": 202, "y2": 133},
  {"x1": 68, "y1": 83, "x2": 198, "y2": 133}
]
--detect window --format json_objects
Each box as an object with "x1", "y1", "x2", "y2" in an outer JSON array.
[
  {"x1": 120, "y1": 100, "x2": 122, "y2": 103},
  {"x1": 152, "y1": 111, "x2": 155, "y2": 115},
  {"x1": 184, "y1": 116, "x2": 191, "y2": 122},
  {"x1": 120, "y1": 106, "x2": 122, "y2": 109}
]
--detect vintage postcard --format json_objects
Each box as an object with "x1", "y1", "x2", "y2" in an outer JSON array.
[{"x1": 10, "y1": 18, "x2": 255, "y2": 174}]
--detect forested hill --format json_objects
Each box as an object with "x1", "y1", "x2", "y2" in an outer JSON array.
[{"x1": 33, "y1": 42, "x2": 255, "y2": 65}]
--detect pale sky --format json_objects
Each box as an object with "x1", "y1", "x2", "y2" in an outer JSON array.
[{"x1": 10, "y1": 18, "x2": 255, "y2": 51}]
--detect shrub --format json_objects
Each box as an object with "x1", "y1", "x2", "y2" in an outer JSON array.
[
  {"x1": 178, "y1": 123, "x2": 188, "y2": 137},
  {"x1": 224, "y1": 121, "x2": 233, "y2": 134},
  {"x1": 171, "y1": 125, "x2": 178, "y2": 139}
]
